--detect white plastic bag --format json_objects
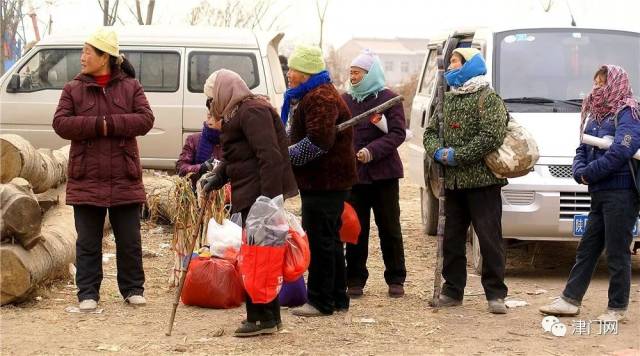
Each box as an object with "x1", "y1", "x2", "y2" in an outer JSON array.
[{"x1": 206, "y1": 218, "x2": 242, "y2": 259}]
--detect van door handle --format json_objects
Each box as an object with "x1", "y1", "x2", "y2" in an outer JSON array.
[{"x1": 420, "y1": 110, "x2": 427, "y2": 127}]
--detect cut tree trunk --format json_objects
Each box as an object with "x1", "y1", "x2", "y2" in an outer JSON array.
[
  {"x1": 143, "y1": 174, "x2": 177, "y2": 223},
  {"x1": 0, "y1": 134, "x2": 70, "y2": 193},
  {"x1": 0, "y1": 202, "x2": 76, "y2": 305},
  {"x1": 0, "y1": 178, "x2": 43, "y2": 249}
]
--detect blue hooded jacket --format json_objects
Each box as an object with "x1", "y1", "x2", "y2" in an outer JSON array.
[{"x1": 573, "y1": 107, "x2": 640, "y2": 192}]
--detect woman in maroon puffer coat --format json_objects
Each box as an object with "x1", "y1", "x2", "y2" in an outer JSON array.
[{"x1": 52, "y1": 28, "x2": 154, "y2": 312}]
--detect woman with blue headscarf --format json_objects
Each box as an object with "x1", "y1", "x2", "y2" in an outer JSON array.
[
  {"x1": 341, "y1": 50, "x2": 407, "y2": 299},
  {"x1": 423, "y1": 48, "x2": 509, "y2": 314}
]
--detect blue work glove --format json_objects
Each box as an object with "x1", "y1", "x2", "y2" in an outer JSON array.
[
  {"x1": 573, "y1": 168, "x2": 589, "y2": 185},
  {"x1": 434, "y1": 147, "x2": 457, "y2": 166}
]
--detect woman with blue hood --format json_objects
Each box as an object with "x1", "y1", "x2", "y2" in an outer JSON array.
[
  {"x1": 341, "y1": 50, "x2": 407, "y2": 299},
  {"x1": 423, "y1": 48, "x2": 509, "y2": 314}
]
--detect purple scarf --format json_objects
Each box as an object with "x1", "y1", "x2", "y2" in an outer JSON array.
[{"x1": 195, "y1": 122, "x2": 220, "y2": 164}]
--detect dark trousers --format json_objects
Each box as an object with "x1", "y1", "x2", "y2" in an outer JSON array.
[
  {"x1": 301, "y1": 190, "x2": 349, "y2": 314},
  {"x1": 74, "y1": 204, "x2": 145, "y2": 301},
  {"x1": 562, "y1": 189, "x2": 639, "y2": 310},
  {"x1": 442, "y1": 185, "x2": 508, "y2": 301},
  {"x1": 240, "y1": 208, "x2": 280, "y2": 323},
  {"x1": 346, "y1": 179, "x2": 406, "y2": 287}
]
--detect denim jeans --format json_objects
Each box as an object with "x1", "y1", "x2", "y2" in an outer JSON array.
[{"x1": 562, "y1": 189, "x2": 639, "y2": 310}]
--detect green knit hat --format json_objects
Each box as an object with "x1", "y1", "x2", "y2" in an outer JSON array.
[{"x1": 288, "y1": 45, "x2": 325, "y2": 74}]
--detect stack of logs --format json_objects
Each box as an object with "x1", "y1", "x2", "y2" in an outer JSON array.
[
  {"x1": 0, "y1": 134, "x2": 180, "y2": 305},
  {"x1": 0, "y1": 134, "x2": 75, "y2": 305}
]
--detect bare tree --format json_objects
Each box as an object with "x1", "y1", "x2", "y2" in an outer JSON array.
[
  {"x1": 187, "y1": 0, "x2": 287, "y2": 30},
  {"x1": 128, "y1": 0, "x2": 155, "y2": 25},
  {"x1": 315, "y1": 0, "x2": 329, "y2": 49},
  {"x1": 325, "y1": 45, "x2": 349, "y2": 90},
  {"x1": 97, "y1": 0, "x2": 119, "y2": 26},
  {"x1": 1, "y1": 0, "x2": 26, "y2": 75}
]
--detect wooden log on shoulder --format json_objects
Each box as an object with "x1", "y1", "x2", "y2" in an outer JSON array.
[
  {"x1": 0, "y1": 203, "x2": 76, "y2": 305},
  {"x1": 0, "y1": 178, "x2": 43, "y2": 249},
  {"x1": 0, "y1": 134, "x2": 69, "y2": 193}
]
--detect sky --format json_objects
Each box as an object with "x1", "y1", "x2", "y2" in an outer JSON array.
[{"x1": 15, "y1": 0, "x2": 640, "y2": 52}]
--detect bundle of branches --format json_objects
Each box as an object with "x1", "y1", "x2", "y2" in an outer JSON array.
[{"x1": 167, "y1": 174, "x2": 227, "y2": 286}]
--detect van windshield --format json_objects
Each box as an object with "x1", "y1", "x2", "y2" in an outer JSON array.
[{"x1": 495, "y1": 29, "x2": 640, "y2": 113}]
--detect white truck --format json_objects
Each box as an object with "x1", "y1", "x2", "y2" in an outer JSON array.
[{"x1": 406, "y1": 26, "x2": 640, "y2": 271}]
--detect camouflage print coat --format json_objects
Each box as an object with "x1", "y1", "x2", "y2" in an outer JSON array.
[{"x1": 423, "y1": 88, "x2": 508, "y2": 190}]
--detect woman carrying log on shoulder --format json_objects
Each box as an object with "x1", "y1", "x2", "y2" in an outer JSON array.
[{"x1": 52, "y1": 28, "x2": 154, "y2": 311}]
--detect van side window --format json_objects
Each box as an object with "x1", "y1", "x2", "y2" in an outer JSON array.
[
  {"x1": 16, "y1": 49, "x2": 81, "y2": 92},
  {"x1": 418, "y1": 49, "x2": 437, "y2": 95},
  {"x1": 188, "y1": 52, "x2": 259, "y2": 92},
  {"x1": 122, "y1": 51, "x2": 180, "y2": 92}
]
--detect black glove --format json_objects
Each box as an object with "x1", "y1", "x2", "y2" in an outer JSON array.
[
  {"x1": 201, "y1": 172, "x2": 225, "y2": 193},
  {"x1": 197, "y1": 159, "x2": 215, "y2": 176}
]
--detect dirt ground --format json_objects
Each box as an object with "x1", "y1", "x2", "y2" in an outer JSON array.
[{"x1": 2, "y1": 147, "x2": 640, "y2": 356}]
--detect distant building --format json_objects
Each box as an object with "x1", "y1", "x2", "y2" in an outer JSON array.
[{"x1": 337, "y1": 37, "x2": 428, "y2": 86}]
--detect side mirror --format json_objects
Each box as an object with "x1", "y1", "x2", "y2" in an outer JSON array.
[{"x1": 6, "y1": 74, "x2": 20, "y2": 93}]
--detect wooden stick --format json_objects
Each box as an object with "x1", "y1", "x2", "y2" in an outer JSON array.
[
  {"x1": 431, "y1": 36, "x2": 459, "y2": 308},
  {"x1": 165, "y1": 193, "x2": 211, "y2": 336}
]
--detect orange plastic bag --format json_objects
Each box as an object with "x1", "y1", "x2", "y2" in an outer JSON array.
[
  {"x1": 181, "y1": 257, "x2": 245, "y2": 309},
  {"x1": 283, "y1": 229, "x2": 311, "y2": 282},
  {"x1": 340, "y1": 202, "x2": 360, "y2": 244},
  {"x1": 238, "y1": 231, "x2": 286, "y2": 304}
]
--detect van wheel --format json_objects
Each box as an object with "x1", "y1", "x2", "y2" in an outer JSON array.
[
  {"x1": 421, "y1": 187, "x2": 439, "y2": 236},
  {"x1": 467, "y1": 226, "x2": 483, "y2": 274}
]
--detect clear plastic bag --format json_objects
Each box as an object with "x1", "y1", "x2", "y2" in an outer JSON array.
[{"x1": 245, "y1": 195, "x2": 288, "y2": 246}]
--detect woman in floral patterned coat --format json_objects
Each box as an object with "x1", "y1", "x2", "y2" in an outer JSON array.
[{"x1": 423, "y1": 48, "x2": 509, "y2": 314}]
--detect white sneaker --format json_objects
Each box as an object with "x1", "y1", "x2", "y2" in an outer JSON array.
[
  {"x1": 125, "y1": 295, "x2": 146, "y2": 306},
  {"x1": 79, "y1": 299, "x2": 97, "y2": 311},
  {"x1": 596, "y1": 309, "x2": 627, "y2": 322},
  {"x1": 539, "y1": 297, "x2": 580, "y2": 316}
]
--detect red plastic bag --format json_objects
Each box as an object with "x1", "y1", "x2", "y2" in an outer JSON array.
[
  {"x1": 238, "y1": 232, "x2": 286, "y2": 304},
  {"x1": 283, "y1": 229, "x2": 310, "y2": 282},
  {"x1": 181, "y1": 257, "x2": 245, "y2": 309},
  {"x1": 340, "y1": 202, "x2": 360, "y2": 244}
]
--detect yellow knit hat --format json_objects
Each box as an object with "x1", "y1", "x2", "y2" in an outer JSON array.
[
  {"x1": 86, "y1": 27, "x2": 119, "y2": 57},
  {"x1": 287, "y1": 45, "x2": 325, "y2": 74},
  {"x1": 452, "y1": 48, "x2": 481, "y2": 62}
]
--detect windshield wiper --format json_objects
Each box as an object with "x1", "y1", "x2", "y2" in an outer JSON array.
[
  {"x1": 504, "y1": 97, "x2": 554, "y2": 104},
  {"x1": 503, "y1": 97, "x2": 582, "y2": 107}
]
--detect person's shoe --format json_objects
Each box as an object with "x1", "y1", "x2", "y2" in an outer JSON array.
[
  {"x1": 79, "y1": 299, "x2": 97, "y2": 312},
  {"x1": 125, "y1": 295, "x2": 146, "y2": 306},
  {"x1": 488, "y1": 299, "x2": 507, "y2": 314},
  {"x1": 388, "y1": 284, "x2": 405, "y2": 298},
  {"x1": 429, "y1": 294, "x2": 462, "y2": 307},
  {"x1": 596, "y1": 309, "x2": 627, "y2": 322},
  {"x1": 233, "y1": 320, "x2": 278, "y2": 337},
  {"x1": 539, "y1": 297, "x2": 580, "y2": 316},
  {"x1": 347, "y1": 286, "x2": 364, "y2": 298},
  {"x1": 242, "y1": 319, "x2": 283, "y2": 331},
  {"x1": 291, "y1": 303, "x2": 326, "y2": 317}
]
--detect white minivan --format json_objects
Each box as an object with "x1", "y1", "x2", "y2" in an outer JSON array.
[
  {"x1": 407, "y1": 26, "x2": 640, "y2": 270},
  {"x1": 0, "y1": 26, "x2": 286, "y2": 169}
]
